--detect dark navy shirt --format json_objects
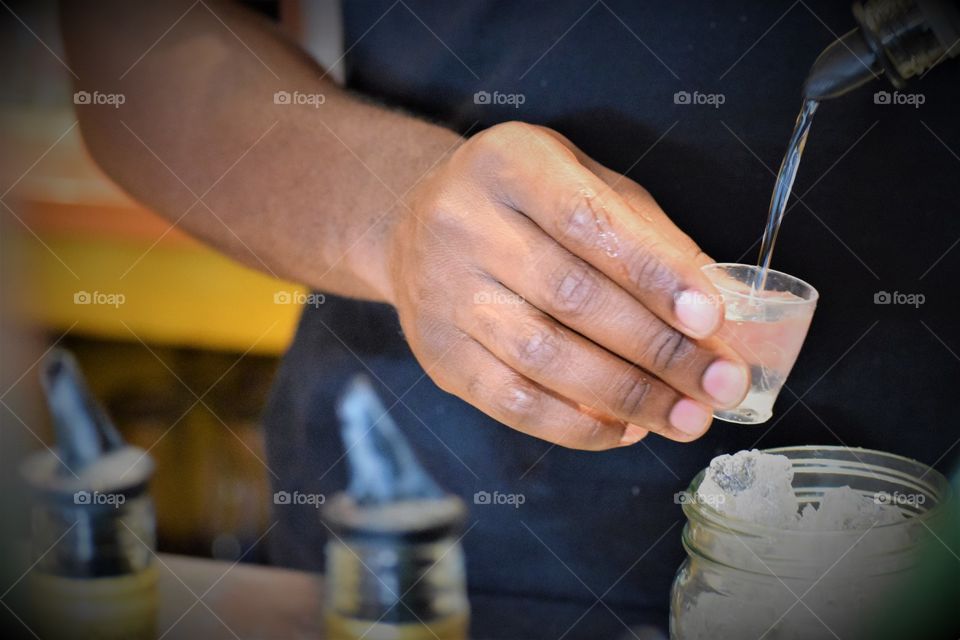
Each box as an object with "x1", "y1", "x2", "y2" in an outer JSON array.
[{"x1": 261, "y1": 2, "x2": 960, "y2": 637}]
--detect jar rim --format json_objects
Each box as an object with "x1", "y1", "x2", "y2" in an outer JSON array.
[
  {"x1": 680, "y1": 446, "x2": 953, "y2": 580},
  {"x1": 683, "y1": 445, "x2": 952, "y2": 537}
]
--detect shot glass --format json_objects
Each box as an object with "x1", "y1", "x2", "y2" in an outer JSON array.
[{"x1": 701, "y1": 263, "x2": 818, "y2": 424}]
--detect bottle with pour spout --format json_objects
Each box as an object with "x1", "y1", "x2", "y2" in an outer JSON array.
[
  {"x1": 753, "y1": 0, "x2": 959, "y2": 288},
  {"x1": 804, "y1": 0, "x2": 960, "y2": 100},
  {"x1": 20, "y1": 349, "x2": 158, "y2": 639},
  {"x1": 322, "y1": 375, "x2": 469, "y2": 640}
]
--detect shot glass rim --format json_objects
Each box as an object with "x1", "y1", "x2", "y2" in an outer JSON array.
[{"x1": 701, "y1": 262, "x2": 819, "y2": 305}]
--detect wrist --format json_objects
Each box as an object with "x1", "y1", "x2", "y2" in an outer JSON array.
[{"x1": 363, "y1": 135, "x2": 464, "y2": 307}]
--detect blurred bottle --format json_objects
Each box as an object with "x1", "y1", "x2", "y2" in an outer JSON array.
[
  {"x1": 21, "y1": 349, "x2": 158, "y2": 640},
  {"x1": 322, "y1": 376, "x2": 469, "y2": 640}
]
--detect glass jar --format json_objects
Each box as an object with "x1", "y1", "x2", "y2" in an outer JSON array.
[{"x1": 670, "y1": 446, "x2": 951, "y2": 640}]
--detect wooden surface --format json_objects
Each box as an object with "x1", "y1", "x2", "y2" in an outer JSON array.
[{"x1": 157, "y1": 554, "x2": 324, "y2": 639}]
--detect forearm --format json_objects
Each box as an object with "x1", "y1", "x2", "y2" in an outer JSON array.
[{"x1": 60, "y1": 0, "x2": 462, "y2": 302}]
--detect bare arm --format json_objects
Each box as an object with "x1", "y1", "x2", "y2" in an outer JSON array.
[
  {"x1": 61, "y1": 0, "x2": 460, "y2": 302},
  {"x1": 61, "y1": 0, "x2": 750, "y2": 449}
]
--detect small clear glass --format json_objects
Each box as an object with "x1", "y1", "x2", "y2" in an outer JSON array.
[{"x1": 701, "y1": 263, "x2": 818, "y2": 424}]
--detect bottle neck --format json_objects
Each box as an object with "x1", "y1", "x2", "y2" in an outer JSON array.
[
  {"x1": 856, "y1": 0, "x2": 960, "y2": 85},
  {"x1": 804, "y1": 0, "x2": 960, "y2": 99}
]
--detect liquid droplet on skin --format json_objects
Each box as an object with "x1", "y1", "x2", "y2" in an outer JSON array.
[
  {"x1": 577, "y1": 188, "x2": 622, "y2": 258},
  {"x1": 597, "y1": 229, "x2": 621, "y2": 258}
]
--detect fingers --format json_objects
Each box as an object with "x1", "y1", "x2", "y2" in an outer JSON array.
[
  {"x1": 433, "y1": 332, "x2": 648, "y2": 451},
  {"x1": 477, "y1": 123, "x2": 725, "y2": 341},
  {"x1": 462, "y1": 281, "x2": 713, "y2": 442},
  {"x1": 470, "y1": 208, "x2": 750, "y2": 410}
]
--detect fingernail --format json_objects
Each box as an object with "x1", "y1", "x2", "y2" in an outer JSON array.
[
  {"x1": 674, "y1": 289, "x2": 720, "y2": 337},
  {"x1": 619, "y1": 424, "x2": 647, "y2": 446},
  {"x1": 669, "y1": 399, "x2": 712, "y2": 436},
  {"x1": 702, "y1": 360, "x2": 750, "y2": 407}
]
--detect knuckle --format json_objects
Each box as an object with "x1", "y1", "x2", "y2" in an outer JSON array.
[
  {"x1": 419, "y1": 197, "x2": 462, "y2": 235},
  {"x1": 626, "y1": 242, "x2": 677, "y2": 293},
  {"x1": 492, "y1": 376, "x2": 541, "y2": 423},
  {"x1": 556, "y1": 187, "x2": 601, "y2": 246},
  {"x1": 471, "y1": 305, "x2": 501, "y2": 341},
  {"x1": 464, "y1": 121, "x2": 534, "y2": 172},
  {"x1": 546, "y1": 261, "x2": 602, "y2": 317},
  {"x1": 513, "y1": 320, "x2": 564, "y2": 373},
  {"x1": 465, "y1": 372, "x2": 485, "y2": 399},
  {"x1": 647, "y1": 327, "x2": 695, "y2": 372},
  {"x1": 486, "y1": 120, "x2": 536, "y2": 142},
  {"x1": 612, "y1": 371, "x2": 654, "y2": 418},
  {"x1": 410, "y1": 314, "x2": 449, "y2": 358},
  {"x1": 628, "y1": 182, "x2": 653, "y2": 202},
  {"x1": 570, "y1": 415, "x2": 622, "y2": 451}
]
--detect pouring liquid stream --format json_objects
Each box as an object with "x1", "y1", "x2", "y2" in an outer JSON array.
[
  {"x1": 720, "y1": 99, "x2": 819, "y2": 416},
  {"x1": 753, "y1": 99, "x2": 819, "y2": 295}
]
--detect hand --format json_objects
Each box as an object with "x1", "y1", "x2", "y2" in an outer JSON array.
[{"x1": 384, "y1": 122, "x2": 749, "y2": 450}]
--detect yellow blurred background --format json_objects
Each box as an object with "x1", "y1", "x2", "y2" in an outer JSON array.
[{"x1": 1, "y1": 4, "x2": 299, "y2": 561}]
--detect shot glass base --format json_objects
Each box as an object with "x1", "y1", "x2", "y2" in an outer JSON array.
[{"x1": 713, "y1": 407, "x2": 772, "y2": 425}]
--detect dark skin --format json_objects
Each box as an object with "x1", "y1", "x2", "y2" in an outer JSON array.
[{"x1": 61, "y1": 0, "x2": 750, "y2": 450}]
